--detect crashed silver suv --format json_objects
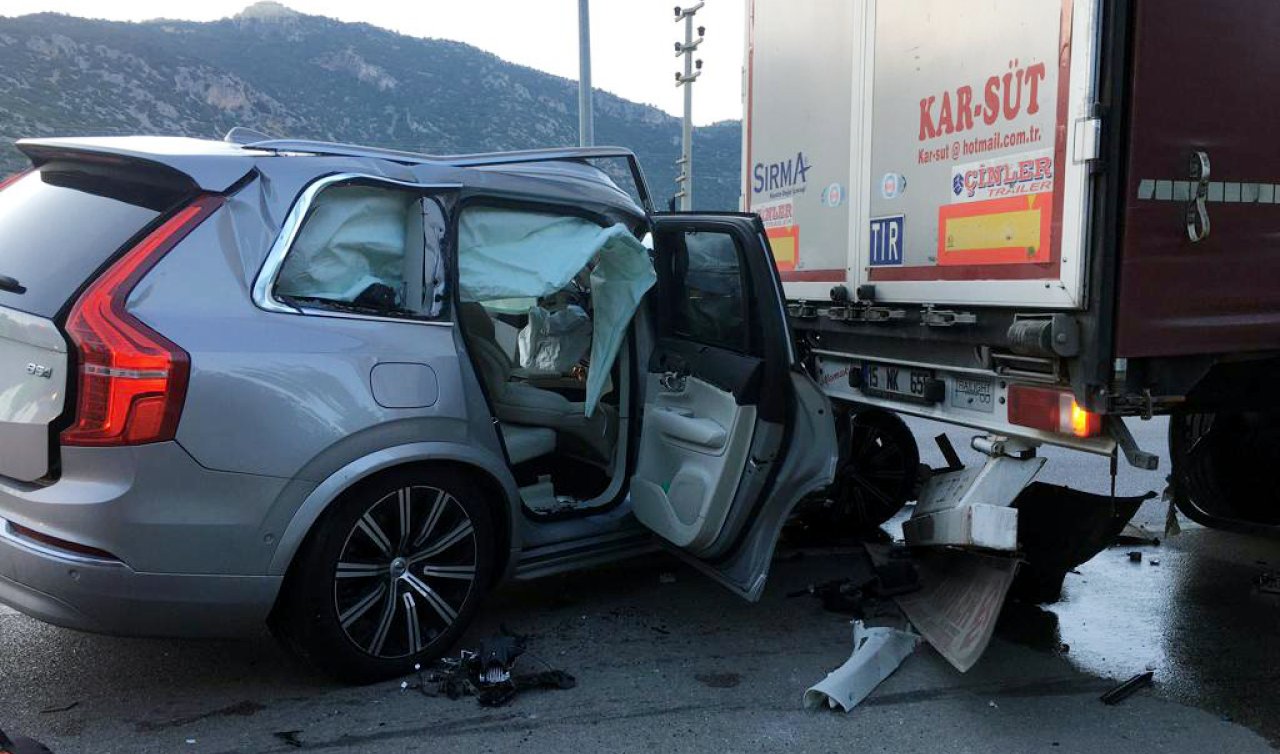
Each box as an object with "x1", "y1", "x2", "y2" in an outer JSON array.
[{"x1": 0, "y1": 135, "x2": 834, "y2": 682}]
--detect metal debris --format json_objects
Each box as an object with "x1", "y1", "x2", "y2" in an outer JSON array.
[{"x1": 1100, "y1": 671, "x2": 1155, "y2": 705}]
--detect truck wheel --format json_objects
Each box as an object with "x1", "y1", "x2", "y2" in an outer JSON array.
[
  {"x1": 272, "y1": 467, "x2": 496, "y2": 684},
  {"x1": 829, "y1": 408, "x2": 921, "y2": 529},
  {"x1": 1170, "y1": 410, "x2": 1280, "y2": 531}
]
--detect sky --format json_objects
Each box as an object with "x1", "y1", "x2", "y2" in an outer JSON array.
[{"x1": 0, "y1": 0, "x2": 745, "y2": 126}]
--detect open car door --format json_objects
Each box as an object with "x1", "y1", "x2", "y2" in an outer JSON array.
[{"x1": 630, "y1": 213, "x2": 837, "y2": 600}]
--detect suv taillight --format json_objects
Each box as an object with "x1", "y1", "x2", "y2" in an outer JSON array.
[{"x1": 61, "y1": 195, "x2": 224, "y2": 446}]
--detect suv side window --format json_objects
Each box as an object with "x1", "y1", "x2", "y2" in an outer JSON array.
[
  {"x1": 275, "y1": 184, "x2": 447, "y2": 319},
  {"x1": 672, "y1": 230, "x2": 750, "y2": 353}
]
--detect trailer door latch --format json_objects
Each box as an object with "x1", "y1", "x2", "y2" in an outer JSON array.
[{"x1": 1186, "y1": 150, "x2": 1211, "y2": 243}]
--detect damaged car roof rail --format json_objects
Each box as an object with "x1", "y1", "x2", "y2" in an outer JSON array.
[{"x1": 243, "y1": 139, "x2": 655, "y2": 213}]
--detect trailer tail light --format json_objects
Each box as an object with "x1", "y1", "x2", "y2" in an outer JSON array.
[
  {"x1": 61, "y1": 195, "x2": 224, "y2": 446},
  {"x1": 1007, "y1": 385, "x2": 1102, "y2": 438}
]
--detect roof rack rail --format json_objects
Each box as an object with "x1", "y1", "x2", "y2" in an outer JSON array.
[{"x1": 243, "y1": 139, "x2": 654, "y2": 212}]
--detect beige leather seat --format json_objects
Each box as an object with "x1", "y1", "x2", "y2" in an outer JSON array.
[{"x1": 459, "y1": 302, "x2": 614, "y2": 462}]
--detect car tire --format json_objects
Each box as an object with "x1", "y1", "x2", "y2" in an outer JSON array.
[
  {"x1": 272, "y1": 467, "x2": 497, "y2": 684},
  {"x1": 830, "y1": 408, "x2": 921, "y2": 529}
]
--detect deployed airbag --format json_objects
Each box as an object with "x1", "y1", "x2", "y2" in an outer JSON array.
[
  {"x1": 519, "y1": 305, "x2": 592, "y2": 374},
  {"x1": 276, "y1": 186, "x2": 447, "y2": 316},
  {"x1": 459, "y1": 207, "x2": 655, "y2": 415}
]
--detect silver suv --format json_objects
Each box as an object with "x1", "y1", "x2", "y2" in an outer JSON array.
[{"x1": 0, "y1": 135, "x2": 834, "y2": 682}]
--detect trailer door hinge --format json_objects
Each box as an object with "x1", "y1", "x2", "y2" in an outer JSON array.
[
  {"x1": 827, "y1": 305, "x2": 907, "y2": 324},
  {"x1": 1073, "y1": 116, "x2": 1102, "y2": 165},
  {"x1": 787, "y1": 300, "x2": 819, "y2": 319},
  {"x1": 920, "y1": 308, "x2": 976, "y2": 327}
]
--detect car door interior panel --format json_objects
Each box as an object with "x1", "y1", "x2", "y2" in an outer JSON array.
[{"x1": 632, "y1": 371, "x2": 758, "y2": 551}]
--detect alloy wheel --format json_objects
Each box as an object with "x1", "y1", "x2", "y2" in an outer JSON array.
[{"x1": 332, "y1": 485, "x2": 479, "y2": 659}]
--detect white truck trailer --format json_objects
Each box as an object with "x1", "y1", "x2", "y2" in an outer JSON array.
[{"x1": 743, "y1": 0, "x2": 1280, "y2": 556}]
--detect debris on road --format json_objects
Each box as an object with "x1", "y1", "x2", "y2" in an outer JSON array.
[
  {"x1": 272, "y1": 730, "x2": 304, "y2": 748},
  {"x1": 1100, "y1": 671, "x2": 1155, "y2": 705},
  {"x1": 1254, "y1": 572, "x2": 1280, "y2": 595},
  {"x1": 404, "y1": 632, "x2": 576, "y2": 707},
  {"x1": 36, "y1": 702, "x2": 77, "y2": 715},
  {"x1": 0, "y1": 728, "x2": 53, "y2": 754},
  {"x1": 1116, "y1": 522, "x2": 1161, "y2": 546},
  {"x1": 1012, "y1": 484, "x2": 1153, "y2": 604},
  {"x1": 1128, "y1": 551, "x2": 1143, "y2": 563},
  {"x1": 804, "y1": 621, "x2": 920, "y2": 712},
  {"x1": 885, "y1": 547, "x2": 1020, "y2": 672},
  {"x1": 658, "y1": 572, "x2": 677, "y2": 585}
]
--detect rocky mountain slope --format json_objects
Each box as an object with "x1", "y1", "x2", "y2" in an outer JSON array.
[{"x1": 0, "y1": 2, "x2": 741, "y2": 209}]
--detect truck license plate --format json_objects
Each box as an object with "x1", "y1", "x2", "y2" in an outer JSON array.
[
  {"x1": 951, "y1": 377, "x2": 995, "y2": 413},
  {"x1": 861, "y1": 363, "x2": 936, "y2": 403}
]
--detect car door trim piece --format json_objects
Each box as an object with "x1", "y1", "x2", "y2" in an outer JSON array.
[{"x1": 251, "y1": 173, "x2": 462, "y2": 325}]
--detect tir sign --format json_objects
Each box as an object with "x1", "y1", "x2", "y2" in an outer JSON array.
[{"x1": 869, "y1": 215, "x2": 904, "y2": 266}]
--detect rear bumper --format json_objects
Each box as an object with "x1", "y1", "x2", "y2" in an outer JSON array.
[
  {"x1": 0, "y1": 522, "x2": 279, "y2": 636},
  {"x1": 0, "y1": 441, "x2": 295, "y2": 637}
]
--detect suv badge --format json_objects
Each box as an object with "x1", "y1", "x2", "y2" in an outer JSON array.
[{"x1": 26, "y1": 363, "x2": 52, "y2": 379}]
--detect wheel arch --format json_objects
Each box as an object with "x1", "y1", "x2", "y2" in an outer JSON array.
[{"x1": 266, "y1": 442, "x2": 522, "y2": 584}]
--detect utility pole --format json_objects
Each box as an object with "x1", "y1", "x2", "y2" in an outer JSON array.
[
  {"x1": 578, "y1": 0, "x2": 594, "y2": 147},
  {"x1": 674, "y1": 3, "x2": 704, "y2": 211}
]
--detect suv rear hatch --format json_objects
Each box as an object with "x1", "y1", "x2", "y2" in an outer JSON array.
[{"x1": 0, "y1": 163, "x2": 195, "y2": 482}]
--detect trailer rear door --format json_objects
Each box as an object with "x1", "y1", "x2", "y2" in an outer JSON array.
[
  {"x1": 1114, "y1": 0, "x2": 1280, "y2": 358},
  {"x1": 745, "y1": 0, "x2": 1106, "y2": 310}
]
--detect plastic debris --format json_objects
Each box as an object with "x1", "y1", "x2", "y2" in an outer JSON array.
[
  {"x1": 0, "y1": 728, "x2": 53, "y2": 754},
  {"x1": 803, "y1": 621, "x2": 920, "y2": 712},
  {"x1": 1100, "y1": 671, "x2": 1154, "y2": 705},
  {"x1": 1116, "y1": 522, "x2": 1160, "y2": 546},
  {"x1": 404, "y1": 631, "x2": 576, "y2": 707},
  {"x1": 889, "y1": 548, "x2": 1019, "y2": 672},
  {"x1": 272, "y1": 731, "x2": 304, "y2": 748},
  {"x1": 1254, "y1": 572, "x2": 1280, "y2": 595}
]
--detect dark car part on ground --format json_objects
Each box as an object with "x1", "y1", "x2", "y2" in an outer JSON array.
[
  {"x1": 1100, "y1": 671, "x2": 1155, "y2": 705},
  {"x1": 0, "y1": 728, "x2": 52, "y2": 754},
  {"x1": 787, "y1": 545, "x2": 921, "y2": 615},
  {"x1": 1010, "y1": 483, "x2": 1154, "y2": 604},
  {"x1": 405, "y1": 631, "x2": 576, "y2": 707}
]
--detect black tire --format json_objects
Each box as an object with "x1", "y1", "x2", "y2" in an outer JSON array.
[
  {"x1": 829, "y1": 408, "x2": 920, "y2": 529},
  {"x1": 1170, "y1": 410, "x2": 1280, "y2": 531},
  {"x1": 272, "y1": 467, "x2": 497, "y2": 684}
]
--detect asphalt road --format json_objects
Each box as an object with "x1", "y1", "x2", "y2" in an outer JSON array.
[{"x1": 2, "y1": 416, "x2": 1279, "y2": 752}]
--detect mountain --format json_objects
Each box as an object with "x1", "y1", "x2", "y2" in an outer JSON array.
[{"x1": 0, "y1": 2, "x2": 742, "y2": 210}]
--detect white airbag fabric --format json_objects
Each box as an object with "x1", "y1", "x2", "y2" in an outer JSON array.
[
  {"x1": 278, "y1": 186, "x2": 413, "y2": 303},
  {"x1": 458, "y1": 208, "x2": 655, "y2": 416},
  {"x1": 519, "y1": 305, "x2": 592, "y2": 374}
]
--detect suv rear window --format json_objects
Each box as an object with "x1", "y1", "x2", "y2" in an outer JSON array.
[{"x1": 0, "y1": 166, "x2": 185, "y2": 318}]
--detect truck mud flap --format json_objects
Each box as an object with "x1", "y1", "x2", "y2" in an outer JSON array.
[{"x1": 1010, "y1": 483, "x2": 1154, "y2": 604}]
